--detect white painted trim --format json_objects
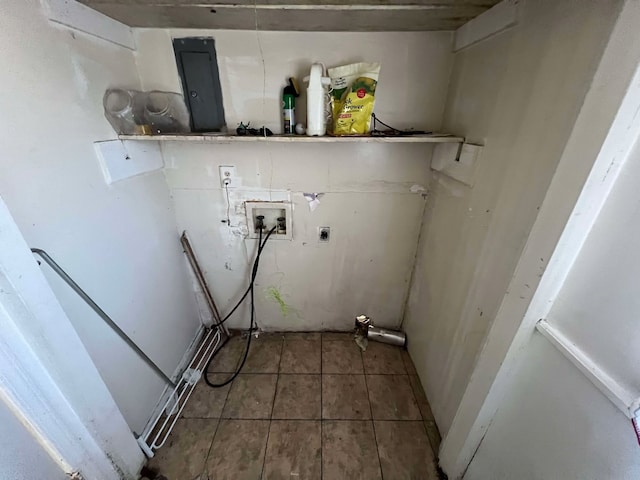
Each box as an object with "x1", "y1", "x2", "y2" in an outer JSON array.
[
  {"x1": 154, "y1": 4, "x2": 463, "y2": 11},
  {"x1": 439, "y1": 2, "x2": 640, "y2": 478},
  {"x1": 43, "y1": 0, "x2": 135, "y2": 50},
  {"x1": 0, "y1": 196, "x2": 144, "y2": 479},
  {"x1": 536, "y1": 320, "x2": 640, "y2": 418},
  {"x1": 118, "y1": 133, "x2": 464, "y2": 144},
  {"x1": 454, "y1": 0, "x2": 518, "y2": 52}
]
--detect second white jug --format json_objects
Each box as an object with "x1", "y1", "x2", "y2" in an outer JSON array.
[{"x1": 303, "y1": 63, "x2": 331, "y2": 136}]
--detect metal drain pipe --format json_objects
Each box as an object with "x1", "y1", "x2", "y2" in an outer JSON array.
[{"x1": 355, "y1": 315, "x2": 407, "y2": 347}]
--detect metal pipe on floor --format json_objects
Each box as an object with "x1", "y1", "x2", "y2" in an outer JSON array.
[
  {"x1": 355, "y1": 315, "x2": 407, "y2": 347},
  {"x1": 31, "y1": 248, "x2": 176, "y2": 389}
]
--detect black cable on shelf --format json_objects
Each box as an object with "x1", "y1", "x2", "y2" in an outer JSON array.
[
  {"x1": 204, "y1": 225, "x2": 276, "y2": 388},
  {"x1": 370, "y1": 112, "x2": 430, "y2": 136}
]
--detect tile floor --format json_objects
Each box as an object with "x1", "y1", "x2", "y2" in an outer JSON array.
[{"x1": 148, "y1": 332, "x2": 442, "y2": 480}]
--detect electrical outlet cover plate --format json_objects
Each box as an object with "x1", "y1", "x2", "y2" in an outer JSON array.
[
  {"x1": 219, "y1": 165, "x2": 238, "y2": 188},
  {"x1": 318, "y1": 227, "x2": 330, "y2": 242},
  {"x1": 245, "y1": 201, "x2": 293, "y2": 240}
]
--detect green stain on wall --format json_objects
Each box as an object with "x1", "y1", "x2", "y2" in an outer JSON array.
[{"x1": 266, "y1": 286, "x2": 291, "y2": 317}]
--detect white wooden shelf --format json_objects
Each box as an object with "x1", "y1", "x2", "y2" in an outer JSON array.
[{"x1": 118, "y1": 133, "x2": 464, "y2": 144}]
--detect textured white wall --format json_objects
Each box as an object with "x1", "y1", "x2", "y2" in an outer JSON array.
[
  {"x1": 403, "y1": 0, "x2": 623, "y2": 435},
  {"x1": 135, "y1": 29, "x2": 453, "y2": 331},
  {"x1": 0, "y1": 397, "x2": 67, "y2": 480},
  {"x1": 0, "y1": 0, "x2": 200, "y2": 433}
]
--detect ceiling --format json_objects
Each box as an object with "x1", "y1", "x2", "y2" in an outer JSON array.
[{"x1": 78, "y1": 0, "x2": 501, "y2": 31}]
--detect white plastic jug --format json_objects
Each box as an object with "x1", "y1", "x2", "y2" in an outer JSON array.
[{"x1": 303, "y1": 63, "x2": 331, "y2": 136}]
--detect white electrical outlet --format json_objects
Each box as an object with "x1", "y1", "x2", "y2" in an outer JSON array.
[{"x1": 219, "y1": 165, "x2": 238, "y2": 188}]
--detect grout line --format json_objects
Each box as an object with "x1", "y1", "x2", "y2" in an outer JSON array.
[
  {"x1": 214, "y1": 417, "x2": 427, "y2": 422},
  {"x1": 401, "y1": 351, "x2": 410, "y2": 375},
  {"x1": 406, "y1": 373, "x2": 428, "y2": 421},
  {"x1": 321, "y1": 418, "x2": 426, "y2": 423},
  {"x1": 200, "y1": 418, "x2": 221, "y2": 478},
  {"x1": 363, "y1": 367, "x2": 385, "y2": 480},
  {"x1": 215, "y1": 417, "x2": 427, "y2": 423},
  {"x1": 212, "y1": 417, "x2": 429, "y2": 423},
  {"x1": 200, "y1": 376, "x2": 232, "y2": 478},
  {"x1": 420, "y1": 419, "x2": 438, "y2": 460},
  {"x1": 208, "y1": 371, "x2": 413, "y2": 376},
  {"x1": 320, "y1": 332, "x2": 323, "y2": 479},
  {"x1": 259, "y1": 336, "x2": 284, "y2": 479}
]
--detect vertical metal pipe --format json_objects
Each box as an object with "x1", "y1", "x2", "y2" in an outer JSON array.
[
  {"x1": 31, "y1": 248, "x2": 176, "y2": 388},
  {"x1": 180, "y1": 232, "x2": 228, "y2": 335}
]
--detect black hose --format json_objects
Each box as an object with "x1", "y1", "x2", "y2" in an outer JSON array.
[{"x1": 204, "y1": 226, "x2": 276, "y2": 388}]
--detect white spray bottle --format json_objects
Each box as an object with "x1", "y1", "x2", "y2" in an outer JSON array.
[{"x1": 303, "y1": 63, "x2": 331, "y2": 136}]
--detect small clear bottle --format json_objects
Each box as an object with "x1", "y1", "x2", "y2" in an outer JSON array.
[
  {"x1": 103, "y1": 89, "x2": 144, "y2": 134},
  {"x1": 143, "y1": 91, "x2": 190, "y2": 134}
]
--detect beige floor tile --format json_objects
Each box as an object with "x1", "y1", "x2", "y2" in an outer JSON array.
[
  {"x1": 147, "y1": 418, "x2": 217, "y2": 480},
  {"x1": 207, "y1": 335, "x2": 246, "y2": 373},
  {"x1": 285, "y1": 332, "x2": 321, "y2": 341},
  {"x1": 280, "y1": 337, "x2": 321, "y2": 373},
  {"x1": 272, "y1": 375, "x2": 321, "y2": 419},
  {"x1": 321, "y1": 332, "x2": 354, "y2": 342},
  {"x1": 408, "y1": 374, "x2": 435, "y2": 421},
  {"x1": 243, "y1": 335, "x2": 283, "y2": 373},
  {"x1": 322, "y1": 340, "x2": 363, "y2": 374},
  {"x1": 322, "y1": 375, "x2": 370, "y2": 420},
  {"x1": 374, "y1": 421, "x2": 439, "y2": 480},
  {"x1": 151, "y1": 333, "x2": 441, "y2": 480},
  {"x1": 222, "y1": 374, "x2": 277, "y2": 419},
  {"x1": 362, "y1": 342, "x2": 406, "y2": 374},
  {"x1": 206, "y1": 419, "x2": 269, "y2": 480},
  {"x1": 263, "y1": 420, "x2": 321, "y2": 480},
  {"x1": 366, "y1": 375, "x2": 421, "y2": 420},
  {"x1": 181, "y1": 375, "x2": 231, "y2": 418},
  {"x1": 322, "y1": 420, "x2": 382, "y2": 480}
]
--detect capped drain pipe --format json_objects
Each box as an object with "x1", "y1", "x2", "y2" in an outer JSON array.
[{"x1": 355, "y1": 315, "x2": 406, "y2": 347}]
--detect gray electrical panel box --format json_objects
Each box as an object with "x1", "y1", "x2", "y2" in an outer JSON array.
[{"x1": 173, "y1": 37, "x2": 226, "y2": 132}]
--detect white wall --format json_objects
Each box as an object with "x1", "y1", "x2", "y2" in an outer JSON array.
[
  {"x1": 465, "y1": 334, "x2": 640, "y2": 480},
  {"x1": 464, "y1": 110, "x2": 640, "y2": 480},
  {"x1": 135, "y1": 29, "x2": 453, "y2": 133},
  {"x1": 0, "y1": 0, "x2": 200, "y2": 434},
  {"x1": 546, "y1": 141, "x2": 640, "y2": 394},
  {"x1": 135, "y1": 29, "x2": 453, "y2": 330},
  {"x1": 403, "y1": 0, "x2": 623, "y2": 435},
  {"x1": 0, "y1": 397, "x2": 67, "y2": 480}
]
